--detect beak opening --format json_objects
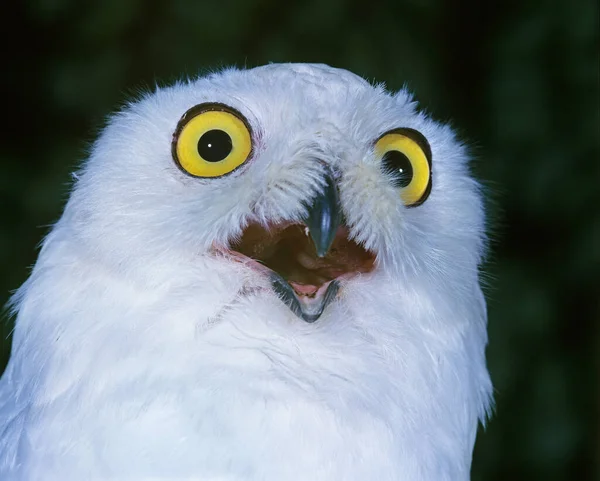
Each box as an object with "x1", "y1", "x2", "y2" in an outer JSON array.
[{"x1": 227, "y1": 167, "x2": 376, "y2": 324}]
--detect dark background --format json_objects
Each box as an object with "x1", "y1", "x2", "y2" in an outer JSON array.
[{"x1": 1, "y1": 1, "x2": 597, "y2": 479}]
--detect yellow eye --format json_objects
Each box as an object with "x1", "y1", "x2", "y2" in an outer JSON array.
[
  {"x1": 374, "y1": 128, "x2": 432, "y2": 207},
  {"x1": 172, "y1": 103, "x2": 253, "y2": 178}
]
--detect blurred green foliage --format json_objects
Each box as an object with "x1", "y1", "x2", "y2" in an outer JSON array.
[{"x1": 1, "y1": 0, "x2": 597, "y2": 479}]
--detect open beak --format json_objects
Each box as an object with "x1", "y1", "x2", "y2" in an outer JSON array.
[
  {"x1": 228, "y1": 169, "x2": 375, "y2": 323},
  {"x1": 269, "y1": 169, "x2": 343, "y2": 322}
]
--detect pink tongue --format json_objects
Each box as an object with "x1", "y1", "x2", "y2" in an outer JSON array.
[
  {"x1": 289, "y1": 282, "x2": 320, "y2": 296},
  {"x1": 286, "y1": 279, "x2": 338, "y2": 322}
]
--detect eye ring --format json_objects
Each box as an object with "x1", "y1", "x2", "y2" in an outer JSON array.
[
  {"x1": 374, "y1": 128, "x2": 432, "y2": 207},
  {"x1": 171, "y1": 102, "x2": 254, "y2": 178}
]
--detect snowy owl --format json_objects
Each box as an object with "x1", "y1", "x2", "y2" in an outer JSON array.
[{"x1": 0, "y1": 63, "x2": 492, "y2": 480}]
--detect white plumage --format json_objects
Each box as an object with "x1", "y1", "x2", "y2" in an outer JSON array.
[{"x1": 0, "y1": 63, "x2": 492, "y2": 480}]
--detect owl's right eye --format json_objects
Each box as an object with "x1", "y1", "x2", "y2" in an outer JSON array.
[{"x1": 172, "y1": 103, "x2": 253, "y2": 178}]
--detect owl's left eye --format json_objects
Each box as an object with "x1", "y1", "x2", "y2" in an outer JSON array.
[
  {"x1": 374, "y1": 128, "x2": 432, "y2": 206},
  {"x1": 172, "y1": 103, "x2": 253, "y2": 178}
]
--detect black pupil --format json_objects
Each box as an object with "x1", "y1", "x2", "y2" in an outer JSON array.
[
  {"x1": 197, "y1": 129, "x2": 232, "y2": 162},
  {"x1": 382, "y1": 150, "x2": 413, "y2": 188}
]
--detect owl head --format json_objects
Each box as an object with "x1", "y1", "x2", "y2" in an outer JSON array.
[
  {"x1": 63, "y1": 63, "x2": 485, "y2": 326},
  {"x1": 2, "y1": 63, "x2": 492, "y2": 479}
]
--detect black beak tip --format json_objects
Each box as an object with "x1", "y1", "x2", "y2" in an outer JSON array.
[
  {"x1": 270, "y1": 274, "x2": 340, "y2": 324},
  {"x1": 301, "y1": 313, "x2": 320, "y2": 323},
  {"x1": 315, "y1": 244, "x2": 330, "y2": 258},
  {"x1": 304, "y1": 169, "x2": 342, "y2": 258}
]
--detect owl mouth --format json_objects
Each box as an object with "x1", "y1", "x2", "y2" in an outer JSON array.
[
  {"x1": 229, "y1": 223, "x2": 375, "y2": 322},
  {"x1": 227, "y1": 171, "x2": 376, "y2": 322}
]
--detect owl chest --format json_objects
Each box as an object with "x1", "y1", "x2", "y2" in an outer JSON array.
[
  {"x1": 28, "y1": 362, "x2": 440, "y2": 480},
  {"x1": 7, "y1": 292, "x2": 472, "y2": 480},
  {"x1": 29, "y1": 328, "x2": 461, "y2": 479}
]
